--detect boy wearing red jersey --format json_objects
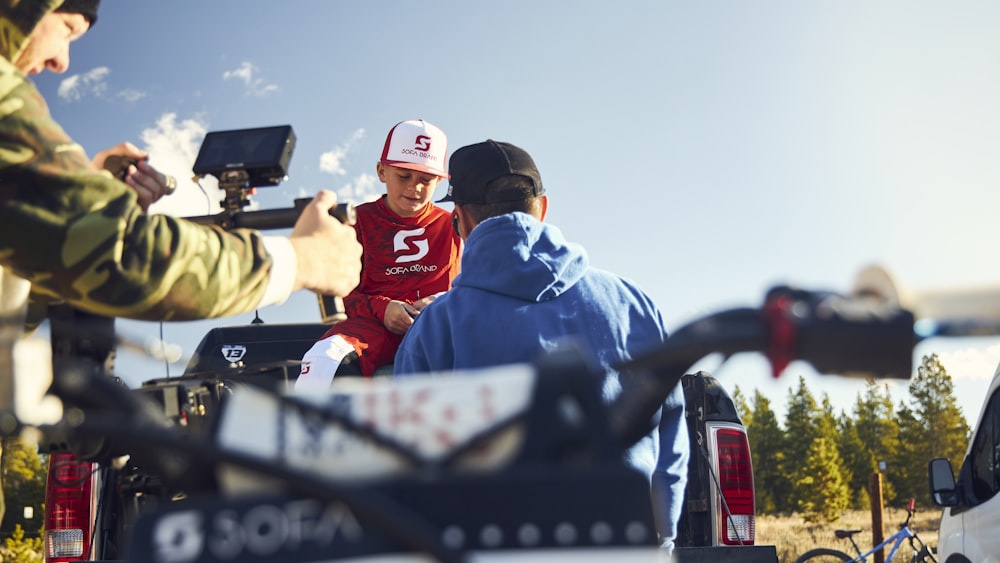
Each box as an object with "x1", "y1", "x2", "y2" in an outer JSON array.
[{"x1": 296, "y1": 120, "x2": 460, "y2": 388}]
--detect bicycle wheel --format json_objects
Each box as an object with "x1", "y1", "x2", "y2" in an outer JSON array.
[{"x1": 794, "y1": 548, "x2": 853, "y2": 563}]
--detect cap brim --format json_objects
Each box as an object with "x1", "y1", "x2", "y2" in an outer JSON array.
[{"x1": 381, "y1": 160, "x2": 449, "y2": 179}]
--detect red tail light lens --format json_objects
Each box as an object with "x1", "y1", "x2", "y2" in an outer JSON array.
[
  {"x1": 44, "y1": 453, "x2": 94, "y2": 562},
  {"x1": 715, "y1": 426, "x2": 755, "y2": 545}
]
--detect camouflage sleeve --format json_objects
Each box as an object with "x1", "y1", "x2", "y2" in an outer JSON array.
[{"x1": 0, "y1": 60, "x2": 275, "y2": 321}]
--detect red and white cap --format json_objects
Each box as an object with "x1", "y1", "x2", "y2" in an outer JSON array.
[{"x1": 379, "y1": 119, "x2": 449, "y2": 178}]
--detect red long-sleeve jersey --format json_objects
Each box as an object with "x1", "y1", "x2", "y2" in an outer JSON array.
[{"x1": 320, "y1": 196, "x2": 461, "y2": 375}]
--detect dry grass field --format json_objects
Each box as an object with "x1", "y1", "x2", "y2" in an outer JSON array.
[{"x1": 756, "y1": 508, "x2": 941, "y2": 563}]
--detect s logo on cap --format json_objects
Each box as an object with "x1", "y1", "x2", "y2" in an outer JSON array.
[{"x1": 379, "y1": 119, "x2": 450, "y2": 178}]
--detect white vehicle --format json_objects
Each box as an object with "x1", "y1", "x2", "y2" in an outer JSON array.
[{"x1": 929, "y1": 361, "x2": 1000, "y2": 562}]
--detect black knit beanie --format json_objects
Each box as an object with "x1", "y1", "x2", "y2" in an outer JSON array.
[{"x1": 55, "y1": 0, "x2": 100, "y2": 26}]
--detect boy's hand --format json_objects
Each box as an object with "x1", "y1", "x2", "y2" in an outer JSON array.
[{"x1": 384, "y1": 300, "x2": 420, "y2": 335}]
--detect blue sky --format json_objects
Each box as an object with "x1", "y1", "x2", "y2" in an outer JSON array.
[{"x1": 33, "y1": 1, "x2": 1000, "y2": 427}]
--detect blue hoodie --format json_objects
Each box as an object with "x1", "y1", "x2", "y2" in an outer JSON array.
[{"x1": 395, "y1": 212, "x2": 689, "y2": 548}]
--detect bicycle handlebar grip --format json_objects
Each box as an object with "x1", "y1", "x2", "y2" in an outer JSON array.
[{"x1": 764, "y1": 286, "x2": 917, "y2": 380}]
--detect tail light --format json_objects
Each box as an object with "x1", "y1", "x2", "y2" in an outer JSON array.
[
  {"x1": 44, "y1": 453, "x2": 95, "y2": 562},
  {"x1": 712, "y1": 424, "x2": 755, "y2": 545}
]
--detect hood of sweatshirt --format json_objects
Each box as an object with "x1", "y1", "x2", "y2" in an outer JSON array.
[{"x1": 455, "y1": 212, "x2": 588, "y2": 303}]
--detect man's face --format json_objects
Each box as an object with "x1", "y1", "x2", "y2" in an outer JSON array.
[
  {"x1": 377, "y1": 163, "x2": 442, "y2": 218},
  {"x1": 14, "y1": 13, "x2": 90, "y2": 75}
]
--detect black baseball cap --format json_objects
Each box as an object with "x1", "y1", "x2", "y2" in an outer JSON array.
[
  {"x1": 438, "y1": 140, "x2": 544, "y2": 204},
  {"x1": 56, "y1": 0, "x2": 100, "y2": 26}
]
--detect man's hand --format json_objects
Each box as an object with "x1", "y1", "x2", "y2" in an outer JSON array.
[
  {"x1": 289, "y1": 190, "x2": 363, "y2": 297},
  {"x1": 93, "y1": 142, "x2": 176, "y2": 212},
  {"x1": 384, "y1": 300, "x2": 420, "y2": 335}
]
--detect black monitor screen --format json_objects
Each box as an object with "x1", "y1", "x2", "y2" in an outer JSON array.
[{"x1": 193, "y1": 125, "x2": 294, "y2": 177}]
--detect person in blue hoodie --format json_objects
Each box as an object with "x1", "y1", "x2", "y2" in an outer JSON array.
[{"x1": 393, "y1": 139, "x2": 689, "y2": 553}]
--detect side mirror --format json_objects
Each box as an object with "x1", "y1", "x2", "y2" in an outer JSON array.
[{"x1": 928, "y1": 457, "x2": 960, "y2": 506}]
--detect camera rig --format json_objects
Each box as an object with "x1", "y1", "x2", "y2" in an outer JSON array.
[{"x1": 189, "y1": 124, "x2": 354, "y2": 229}]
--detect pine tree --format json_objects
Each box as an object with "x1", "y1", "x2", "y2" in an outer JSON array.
[
  {"x1": 793, "y1": 436, "x2": 851, "y2": 523},
  {"x1": 893, "y1": 354, "x2": 971, "y2": 505},
  {"x1": 731, "y1": 385, "x2": 752, "y2": 427},
  {"x1": 781, "y1": 376, "x2": 821, "y2": 514},
  {"x1": 783, "y1": 376, "x2": 821, "y2": 461},
  {"x1": 852, "y1": 378, "x2": 900, "y2": 502},
  {"x1": 893, "y1": 402, "x2": 924, "y2": 505},
  {"x1": 910, "y1": 354, "x2": 970, "y2": 466},
  {"x1": 746, "y1": 390, "x2": 787, "y2": 514},
  {"x1": 789, "y1": 393, "x2": 851, "y2": 518},
  {"x1": 837, "y1": 413, "x2": 875, "y2": 509},
  {"x1": 816, "y1": 394, "x2": 840, "y2": 438}
]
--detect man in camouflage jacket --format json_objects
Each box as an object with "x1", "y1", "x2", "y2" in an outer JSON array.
[
  {"x1": 0, "y1": 0, "x2": 362, "y2": 520},
  {"x1": 0, "y1": 0, "x2": 362, "y2": 323}
]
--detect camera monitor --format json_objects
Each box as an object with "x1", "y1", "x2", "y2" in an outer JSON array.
[{"x1": 193, "y1": 125, "x2": 296, "y2": 187}]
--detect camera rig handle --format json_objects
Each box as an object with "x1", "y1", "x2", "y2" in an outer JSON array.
[{"x1": 185, "y1": 170, "x2": 356, "y2": 230}]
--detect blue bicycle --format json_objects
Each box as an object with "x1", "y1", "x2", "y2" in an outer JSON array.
[{"x1": 794, "y1": 499, "x2": 937, "y2": 563}]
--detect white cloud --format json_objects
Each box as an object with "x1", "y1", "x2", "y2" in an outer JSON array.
[
  {"x1": 222, "y1": 61, "x2": 280, "y2": 97},
  {"x1": 142, "y1": 113, "x2": 224, "y2": 217},
  {"x1": 57, "y1": 75, "x2": 80, "y2": 99},
  {"x1": 57, "y1": 66, "x2": 110, "y2": 101},
  {"x1": 337, "y1": 173, "x2": 381, "y2": 204},
  {"x1": 117, "y1": 89, "x2": 147, "y2": 103},
  {"x1": 222, "y1": 61, "x2": 254, "y2": 83},
  {"x1": 294, "y1": 172, "x2": 380, "y2": 208},
  {"x1": 319, "y1": 149, "x2": 349, "y2": 176},
  {"x1": 57, "y1": 66, "x2": 148, "y2": 103},
  {"x1": 319, "y1": 128, "x2": 366, "y2": 176},
  {"x1": 935, "y1": 343, "x2": 1000, "y2": 383},
  {"x1": 317, "y1": 129, "x2": 382, "y2": 203}
]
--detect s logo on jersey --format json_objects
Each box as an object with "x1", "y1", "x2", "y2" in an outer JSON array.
[{"x1": 393, "y1": 228, "x2": 429, "y2": 264}]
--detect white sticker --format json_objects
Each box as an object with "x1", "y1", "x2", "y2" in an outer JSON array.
[
  {"x1": 216, "y1": 365, "x2": 535, "y2": 487},
  {"x1": 220, "y1": 345, "x2": 247, "y2": 363}
]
